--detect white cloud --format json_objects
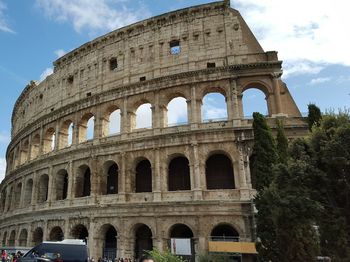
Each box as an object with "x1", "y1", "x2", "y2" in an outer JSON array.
[
  {"x1": 55, "y1": 49, "x2": 66, "y2": 58},
  {"x1": 310, "y1": 77, "x2": 331, "y2": 85},
  {"x1": 136, "y1": 103, "x2": 152, "y2": 129},
  {"x1": 0, "y1": 132, "x2": 10, "y2": 144},
  {"x1": 39, "y1": 67, "x2": 53, "y2": 81},
  {"x1": 0, "y1": 158, "x2": 6, "y2": 183},
  {"x1": 232, "y1": 0, "x2": 350, "y2": 77},
  {"x1": 36, "y1": 0, "x2": 149, "y2": 34},
  {"x1": 202, "y1": 93, "x2": 228, "y2": 120},
  {"x1": 0, "y1": 1, "x2": 14, "y2": 33},
  {"x1": 167, "y1": 97, "x2": 188, "y2": 125}
]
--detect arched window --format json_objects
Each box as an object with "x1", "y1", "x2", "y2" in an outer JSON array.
[
  {"x1": 79, "y1": 113, "x2": 95, "y2": 143},
  {"x1": 168, "y1": 157, "x2": 191, "y2": 191},
  {"x1": 33, "y1": 227, "x2": 43, "y2": 246},
  {"x1": 135, "y1": 224, "x2": 153, "y2": 260},
  {"x1": 71, "y1": 224, "x2": 89, "y2": 243},
  {"x1": 202, "y1": 93, "x2": 227, "y2": 122},
  {"x1": 20, "y1": 139, "x2": 29, "y2": 164},
  {"x1": 103, "y1": 225, "x2": 118, "y2": 260},
  {"x1": 8, "y1": 230, "x2": 15, "y2": 246},
  {"x1": 167, "y1": 97, "x2": 188, "y2": 126},
  {"x1": 109, "y1": 109, "x2": 121, "y2": 135},
  {"x1": 210, "y1": 224, "x2": 239, "y2": 242},
  {"x1": 106, "y1": 163, "x2": 118, "y2": 195},
  {"x1": 169, "y1": 224, "x2": 194, "y2": 260},
  {"x1": 38, "y1": 174, "x2": 49, "y2": 203},
  {"x1": 56, "y1": 170, "x2": 68, "y2": 200},
  {"x1": 6, "y1": 186, "x2": 13, "y2": 211},
  {"x1": 60, "y1": 120, "x2": 74, "y2": 148},
  {"x1": 43, "y1": 128, "x2": 56, "y2": 154},
  {"x1": 49, "y1": 226, "x2": 64, "y2": 241},
  {"x1": 135, "y1": 159, "x2": 152, "y2": 193},
  {"x1": 30, "y1": 134, "x2": 40, "y2": 160},
  {"x1": 242, "y1": 88, "x2": 268, "y2": 118},
  {"x1": 206, "y1": 154, "x2": 235, "y2": 189},
  {"x1": 75, "y1": 165, "x2": 91, "y2": 198},
  {"x1": 23, "y1": 179, "x2": 33, "y2": 205},
  {"x1": 135, "y1": 103, "x2": 152, "y2": 129},
  {"x1": 19, "y1": 229, "x2": 28, "y2": 246}
]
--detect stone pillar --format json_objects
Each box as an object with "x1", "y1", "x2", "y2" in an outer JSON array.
[
  {"x1": 226, "y1": 81, "x2": 234, "y2": 121},
  {"x1": 90, "y1": 157, "x2": 98, "y2": 197},
  {"x1": 64, "y1": 218, "x2": 70, "y2": 239},
  {"x1": 237, "y1": 146, "x2": 248, "y2": 189},
  {"x1": 47, "y1": 166, "x2": 54, "y2": 204},
  {"x1": 190, "y1": 86, "x2": 200, "y2": 128},
  {"x1": 31, "y1": 172, "x2": 38, "y2": 206},
  {"x1": 39, "y1": 124, "x2": 44, "y2": 155},
  {"x1": 118, "y1": 153, "x2": 126, "y2": 202},
  {"x1": 121, "y1": 97, "x2": 129, "y2": 135},
  {"x1": 88, "y1": 220, "x2": 96, "y2": 260},
  {"x1": 42, "y1": 221, "x2": 48, "y2": 241},
  {"x1": 153, "y1": 148, "x2": 161, "y2": 201},
  {"x1": 272, "y1": 73, "x2": 282, "y2": 115},
  {"x1": 27, "y1": 135, "x2": 33, "y2": 161},
  {"x1": 19, "y1": 181, "x2": 25, "y2": 208},
  {"x1": 72, "y1": 113, "x2": 79, "y2": 146},
  {"x1": 191, "y1": 143, "x2": 203, "y2": 200},
  {"x1": 67, "y1": 161, "x2": 74, "y2": 200},
  {"x1": 54, "y1": 120, "x2": 60, "y2": 151},
  {"x1": 27, "y1": 224, "x2": 34, "y2": 247}
]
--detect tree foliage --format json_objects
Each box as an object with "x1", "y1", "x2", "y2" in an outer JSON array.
[
  {"x1": 276, "y1": 120, "x2": 289, "y2": 164},
  {"x1": 307, "y1": 103, "x2": 322, "y2": 131},
  {"x1": 147, "y1": 249, "x2": 186, "y2": 262}
]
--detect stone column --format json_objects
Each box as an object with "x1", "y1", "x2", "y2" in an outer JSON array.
[
  {"x1": 27, "y1": 135, "x2": 33, "y2": 161},
  {"x1": 27, "y1": 224, "x2": 34, "y2": 247},
  {"x1": 272, "y1": 73, "x2": 282, "y2": 115},
  {"x1": 190, "y1": 85, "x2": 201, "y2": 128},
  {"x1": 19, "y1": 181, "x2": 25, "y2": 208},
  {"x1": 191, "y1": 143, "x2": 203, "y2": 200},
  {"x1": 90, "y1": 157, "x2": 98, "y2": 197},
  {"x1": 121, "y1": 97, "x2": 129, "y2": 135},
  {"x1": 226, "y1": 81, "x2": 234, "y2": 121},
  {"x1": 153, "y1": 148, "x2": 161, "y2": 201},
  {"x1": 237, "y1": 145, "x2": 248, "y2": 189},
  {"x1": 31, "y1": 172, "x2": 38, "y2": 207},
  {"x1": 118, "y1": 153, "x2": 126, "y2": 202},
  {"x1": 39, "y1": 124, "x2": 44, "y2": 155},
  {"x1": 46, "y1": 166, "x2": 54, "y2": 204},
  {"x1": 54, "y1": 120, "x2": 60, "y2": 151},
  {"x1": 67, "y1": 161, "x2": 74, "y2": 200},
  {"x1": 72, "y1": 113, "x2": 79, "y2": 146}
]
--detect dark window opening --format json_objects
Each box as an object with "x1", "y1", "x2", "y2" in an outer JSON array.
[
  {"x1": 83, "y1": 168, "x2": 91, "y2": 197},
  {"x1": 107, "y1": 164, "x2": 119, "y2": 194},
  {"x1": 104, "y1": 226, "x2": 117, "y2": 260},
  {"x1": 140, "y1": 76, "x2": 146, "y2": 82},
  {"x1": 135, "y1": 160, "x2": 152, "y2": 193},
  {"x1": 168, "y1": 157, "x2": 191, "y2": 191},
  {"x1": 135, "y1": 225, "x2": 153, "y2": 260},
  {"x1": 109, "y1": 58, "x2": 118, "y2": 70},
  {"x1": 49, "y1": 227, "x2": 64, "y2": 241},
  {"x1": 71, "y1": 224, "x2": 89, "y2": 241},
  {"x1": 87, "y1": 92, "x2": 92, "y2": 97},
  {"x1": 206, "y1": 154, "x2": 235, "y2": 189},
  {"x1": 68, "y1": 75, "x2": 74, "y2": 84},
  {"x1": 211, "y1": 224, "x2": 239, "y2": 242},
  {"x1": 51, "y1": 108, "x2": 54, "y2": 112},
  {"x1": 170, "y1": 40, "x2": 181, "y2": 55},
  {"x1": 62, "y1": 173, "x2": 68, "y2": 200},
  {"x1": 207, "y1": 62, "x2": 216, "y2": 68}
]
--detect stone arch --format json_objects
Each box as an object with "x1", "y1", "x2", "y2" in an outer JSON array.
[
  {"x1": 169, "y1": 223, "x2": 195, "y2": 260},
  {"x1": 75, "y1": 165, "x2": 91, "y2": 198},
  {"x1": 49, "y1": 226, "x2": 64, "y2": 241},
  {"x1": 102, "y1": 160, "x2": 119, "y2": 195},
  {"x1": 79, "y1": 113, "x2": 95, "y2": 143},
  {"x1": 201, "y1": 91, "x2": 228, "y2": 122},
  {"x1": 30, "y1": 133, "x2": 40, "y2": 160},
  {"x1": 43, "y1": 127, "x2": 56, "y2": 154},
  {"x1": 18, "y1": 228, "x2": 28, "y2": 246},
  {"x1": 23, "y1": 178, "x2": 33, "y2": 205},
  {"x1": 32, "y1": 227, "x2": 43, "y2": 246},
  {"x1": 102, "y1": 105, "x2": 122, "y2": 137},
  {"x1": 134, "y1": 101, "x2": 152, "y2": 130},
  {"x1": 168, "y1": 155, "x2": 191, "y2": 191},
  {"x1": 134, "y1": 224, "x2": 153, "y2": 260},
  {"x1": 55, "y1": 169, "x2": 69, "y2": 200},
  {"x1": 205, "y1": 152, "x2": 235, "y2": 189},
  {"x1": 14, "y1": 182, "x2": 22, "y2": 208},
  {"x1": 167, "y1": 96, "x2": 188, "y2": 126},
  {"x1": 59, "y1": 120, "x2": 74, "y2": 148},
  {"x1": 71, "y1": 224, "x2": 89, "y2": 242},
  {"x1": 241, "y1": 81, "x2": 271, "y2": 117},
  {"x1": 134, "y1": 158, "x2": 152, "y2": 193},
  {"x1": 210, "y1": 223, "x2": 240, "y2": 241},
  {"x1": 8, "y1": 230, "x2": 15, "y2": 246},
  {"x1": 98, "y1": 224, "x2": 118, "y2": 260},
  {"x1": 20, "y1": 139, "x2": 29, "y2": 164},
  {"x1": 37, "y1": 174, "x2": 49, "y2": 203}
]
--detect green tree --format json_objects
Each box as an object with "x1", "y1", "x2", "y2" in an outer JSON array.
[
  {"x1": 147, "y1": 249, "x2": 186, "y2": 262},
  {"x1": 307, "y1": 103, "x2": 322, "y2": 131},
  {"x1": 250, "y1": 112, "x2": 277, "y2": 191},
  {"x1": 276, "y1": 120, "x2": 289, "y2": 164}
]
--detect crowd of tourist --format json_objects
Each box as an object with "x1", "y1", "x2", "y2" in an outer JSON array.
[{"x1": 1, "y1": 250, "x2": 24, "y2": 262}]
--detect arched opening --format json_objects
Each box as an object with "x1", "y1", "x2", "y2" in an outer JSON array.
[
  {"x1": 135, "y1": 103, "x2": 152, "y2": 129},
  {"x1": 37, "y1": 174, "x2": 49, "y2": 203},
  {"x1": 109, "y1": 109, "x2": 121, "y2": 135},
  {"x1": 49, "y1": 226, "x2": 64, "y2": 241},
  {"x1": 2, "y1": 232, "x2": 7, "y2": 247},
  {"x1": 105, "y1": 162, "x2": 118, "y2": 195},
  {"x1": 30, "y1": 134, "x2": 40, "y2": 160},
  {"x1": 56, "y1": 170, "x2": 69, "y2": 200},
  {"x1": 103, "y1": 225, "x2": 118, "y2": 260},
  {"x1": 206, "y1": 154, "x2": 235, "y2": 189},
  {"x1": 169, "y1": 224, "x2": 194, "y2": 261},
  {"x1": 202, "y1": 92, "x2": 228, "y2": 122},
  {"x1": 0, "y1": 190, "x2": 6, "y2": 212},
  {"x1": 14, "y1": 182, "x2": 22, "y2": 208},
  {"x1": 6, "y1": 186, "x2": 13, "y2": 211},
  {"x1": 135, "y1": 159, "x2": 152, "y2": 193},
  {"x1": 210, "y1": 224, "x2": 240, "y2": 242},
  {"x1": 79, "y1": 113, "x2": 95, "y2": 143},
  {"x1": 168, "y1": 156, "x2": 191, "y2": 191},
  {"x1": 33, "y1": 227, "x2": 43, "y2": 246},
  {"x1": 71, "y1": 224, "x2": 89, "y2": 243},
  {"x1": 75, "y1": 165, "x2": 91, "y2": 198},
  {"x1": 242, "y1": 88, "x2": 268, "y2": 118},
  {"x1": 8, "y1": 230, "x2": 15, "y2": 246},
  {"x1": 20, "y1": 139, "x2": 29, "y2": 164},
  {"x1": 134, "y1": 224, "x2": 153, "y2": 260},
  {"x1": 23, "y1": 179, "x2": 33, "y2": 205},
  {"x1": 59, "y1": 120, "x2": 74, "y2": 148},
  {"x1": 19, "y1": 229, "x2": 28, "y2": 246},
  {"x1": 167, "y1": 97, "x2": 188, "y2": 126},
  {"x1": 43, "y1": 128, "x2": 56, "y2": 154}
]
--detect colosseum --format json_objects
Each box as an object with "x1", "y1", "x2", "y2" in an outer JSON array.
[{"x1": 0, "y1": 0, "x2": 307, "y2": 261}]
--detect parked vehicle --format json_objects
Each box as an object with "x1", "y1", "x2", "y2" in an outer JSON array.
[{"x1": 18, "y1": 239, "x2": 88, "y2": 262}]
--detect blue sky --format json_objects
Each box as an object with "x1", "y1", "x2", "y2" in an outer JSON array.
[{"x1": 0, "y1": 0, "x2": 349, "y2": 181}]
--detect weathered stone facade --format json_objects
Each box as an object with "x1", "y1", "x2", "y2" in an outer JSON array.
[{"x1": 0, "y1": 1, "x2": 307, "y2": 260}]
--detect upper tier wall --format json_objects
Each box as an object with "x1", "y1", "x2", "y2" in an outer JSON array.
[{"x1": 11, "y1": 1, "x2": 266, "y2": 137}]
